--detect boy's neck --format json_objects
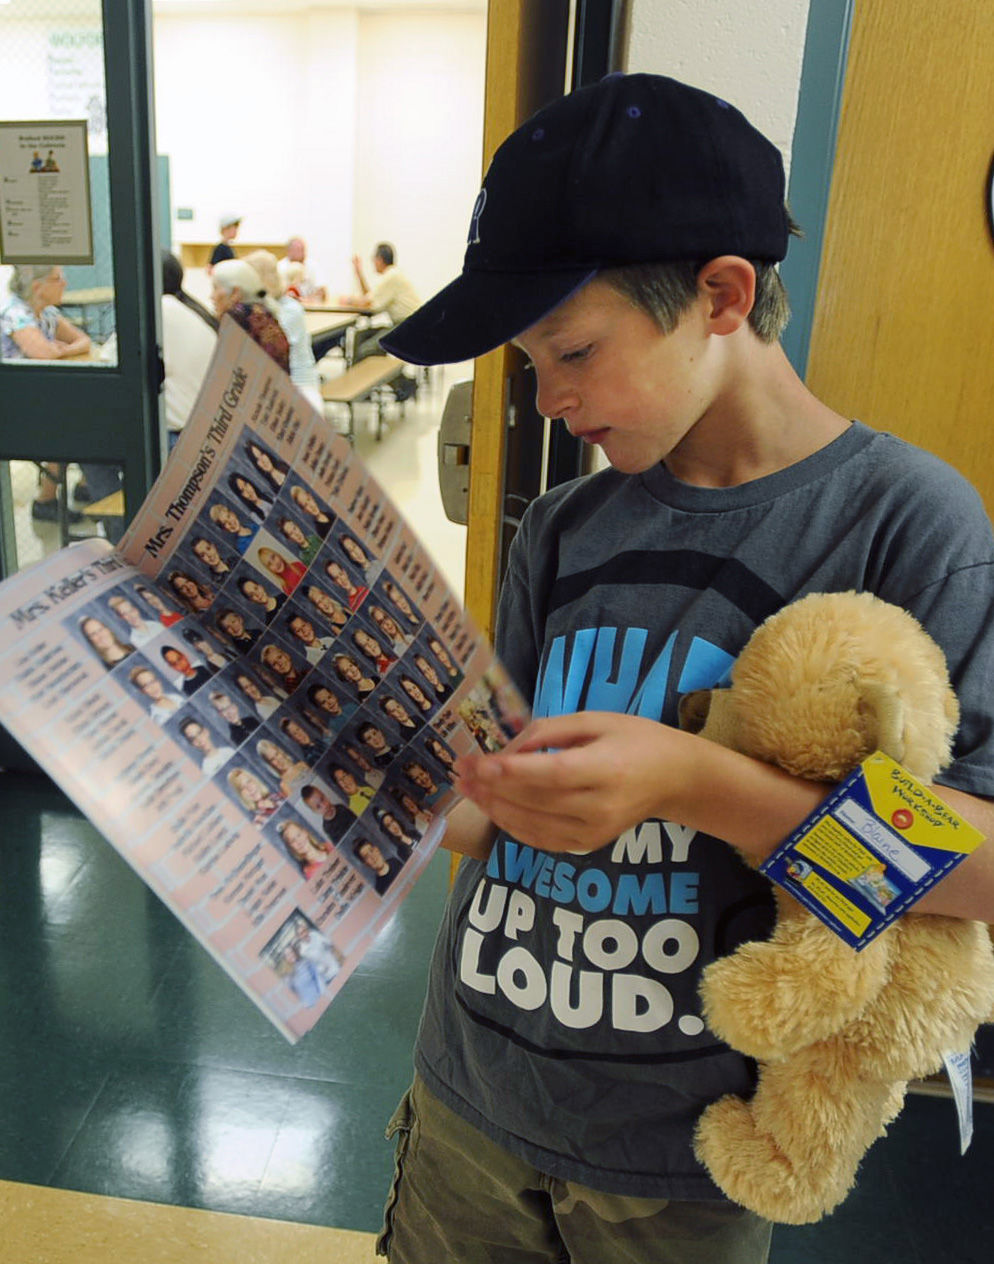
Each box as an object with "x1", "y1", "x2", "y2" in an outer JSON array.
[{"x1": 664, "y1": 338, "x2": 850, "y2": 489}]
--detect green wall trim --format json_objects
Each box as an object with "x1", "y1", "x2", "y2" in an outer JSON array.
[{"x1": 780, "y1": 0, "x2": 855, "y2": 379}]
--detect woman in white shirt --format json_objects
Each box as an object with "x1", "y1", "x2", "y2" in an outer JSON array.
[
  {"x1": 244, "y1": 249, "x2": 322, "y2": 412},
  {"x1": 161, "y1": 251, "x2": 217, "y2": 446}
]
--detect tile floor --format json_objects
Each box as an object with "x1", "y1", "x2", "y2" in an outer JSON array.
[{"x1": 2, "y1": 371, "x2": 994, "y2": 1261}]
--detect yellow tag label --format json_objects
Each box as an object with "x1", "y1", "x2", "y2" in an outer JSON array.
[
  {"x1": 795, "y1": 815, "x2": 878, "y2": 879},
  {"x1": 861, "y1": 751, "x2": 986, "y2": 854},
  {"x1": 797, "y1": 868, "x2": 872, "y2": 936}
]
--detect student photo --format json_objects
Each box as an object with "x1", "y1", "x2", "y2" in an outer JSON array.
[
  {"x1": 275, "y1": 817, "x2": 333, "y2": 880},
  {"x1": 214, "y1": 607, "x2": 261, "y2": 653},
  {"x1": 128, "y1": 662, "x2": 184, "y2": 723},
  {"x1": 107, "y1": 591, "x2": 161, "y2": 647},
  {"x1": 300, "y1": 781, "x2": 356, "y2": 845},
  {"x1": 284, "y1": 610, "x2": 335, "y2": 664},
  {"x1": 288, "y1": 482, "x2": 334, "y2": 538},
  {"x1": 278, "y1": 713, "x2": 325, "y2": 765},
  {"x1": 166, "y1": 569, "x2": 214, "y2": 614},
  {"x1": 331, "y1": 651, "x2": 376, "y2": 699},
  {"x1": 331, "y1": 528, "x2": 376, "y2": 576},
  {"x1": 78, "y1": 613, "x2": 134, "y2": 669},
  {"x1": 367, "y1": 602, "x2": 414, "y2": 655},
  {"x1": 302, "y1": 583, "x2": 349, "y2": 633},
  {"x1": 351, "y1": 624, "x2": 396, "y2": 675},
  {"x1": 322, "y1": 759, "x2": 375, "y2": 818},
  {"x1": 134, "y1": 583, "x2": 184, "y2": 628},
  {"x1": 207, "y1": 689, "x2": 261, "y2": 745},
  {"x1": 177, "y1": 714, "x2": 236, "y2": 776},
  {"x1": 231, "y1": 563, "x2": 286, "y2": 621},
  {"x1": 259, "y1": 641, "x2": 307, "y2": 694},
  {"x1": 351, "y1": 836, "x2": 404, "y2": 897},
  {"x1": 227, "y1": 470, "x2": 274, "y2": 521},
  {"x1": 376, "y1": 690, "x2": 421, "y2": 735},
  {"x1": 274, "y1": 513, "x2": 322, "y2": 566},
  {"x1": 207, "y1": 498, "x2": 257, "y2": 552},
  {"x1": 321, "y1": 556, "x2": 369, "y2": 613},
  {"x1": 232, "y1": 668, "x2": 281, "y2": 720},
  {"x1": 256, "y1": 736, "x2": 309, "y2": 796},
  {"x1": 244, "y1": 438, "x2": 289, "y2": 494},
  {"x1": 256, "y1": 544, "x2": 308, "y2": 596},
  {"x1": 160, "y1": 644, "x2": 214, "y2": 695},
  {"x1": 226, "y1": 765, "x2": 285, "y2": 826},
  {"x1": 189, "y1": 534, "x2": 235, "y2": 579},
  {"x1": 306, "y1": 678, "x2": 350, "y2": 726}
]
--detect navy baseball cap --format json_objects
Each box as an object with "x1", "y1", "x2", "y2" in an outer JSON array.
[{"x1": 382, "y1": 73, "x2": 789, "y2": 366}]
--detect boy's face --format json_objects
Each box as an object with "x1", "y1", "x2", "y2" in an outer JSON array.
[{"x1": 515, "y1": 277, "x2": 718, "y2": 477}]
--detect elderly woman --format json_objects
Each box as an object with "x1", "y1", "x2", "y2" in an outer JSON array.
[
  {"x1": 1, "y1": 265, "x2": 90, "y2": 361},
  {"x1": 2, "y1": 265, "x2": 92, "y2": 520},
  {"x1": 210, "y1": 258, "x2": 289, "y2": 372},
  {"x1": 244, "y1": 249, "x2": 322, "y2": 410}
]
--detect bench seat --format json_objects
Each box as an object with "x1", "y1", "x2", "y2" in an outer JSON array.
[{"x1": 320, "y1": 355, "x2": 407, "y2": 440}]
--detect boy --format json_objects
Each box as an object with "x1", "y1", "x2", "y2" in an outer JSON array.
[{"x1": 377, "y1": 73, "x2": 994, "y2": 1263}]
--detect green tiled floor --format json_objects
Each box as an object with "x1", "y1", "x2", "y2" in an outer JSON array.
[
  {"x1": 3, "y1": 771, "x2": 994, "y2": 1260},
  {"x1": 0, "y1": 771, "x2": 448, "y2": 1233}
]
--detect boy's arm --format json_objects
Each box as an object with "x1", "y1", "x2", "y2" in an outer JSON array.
[
  {"x1": 440, "y1": 796, "x2": 498, "y2": 860},
  {"x1": 453, "y1": 711, "x2": 994, "y2": 922}
]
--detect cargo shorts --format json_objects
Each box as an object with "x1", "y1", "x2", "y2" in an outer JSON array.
[{"x1": 377, "y1": 1075, "x2": 772, "y2": 1264}]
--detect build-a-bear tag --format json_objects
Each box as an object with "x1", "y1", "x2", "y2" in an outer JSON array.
[
  {"x1": 941, "y1": 1049, "x2": 974, "y2": 1154},
  {"x1": 760, "y1": 752, "x2": 985, "y2": 951}
]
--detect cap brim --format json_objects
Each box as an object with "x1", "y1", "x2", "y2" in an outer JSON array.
[{"x1": 380, "y1": 267, "x2": 596, "y2": 366}]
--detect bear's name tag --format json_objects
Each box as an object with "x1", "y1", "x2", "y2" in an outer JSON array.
[{"x1": 761, "y1": 751, "x2": 985, "y2": 951}]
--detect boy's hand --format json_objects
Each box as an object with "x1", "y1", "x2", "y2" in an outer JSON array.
[{"x1": 453, "y1": 712, "x2": 693, "y2": 853}]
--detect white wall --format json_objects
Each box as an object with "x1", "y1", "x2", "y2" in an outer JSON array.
[
  {"x1": 623, "y1": 0, "x2": 811, "y2": 179},
  {"x1": 353, "y1": 10, "x2": 486, "y2": 302},
  {"x1": 152, "y1": 5, "x2": 486, "y2": 301}
]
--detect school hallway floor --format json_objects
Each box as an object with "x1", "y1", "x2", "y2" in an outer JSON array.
[{"x1": 2, "y1": 376, "x2": 993, "y2": 1262}]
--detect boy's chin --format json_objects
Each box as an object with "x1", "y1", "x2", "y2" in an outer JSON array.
[{"x1": 602, "y1": 451, "x2": 663, "y2": 476}]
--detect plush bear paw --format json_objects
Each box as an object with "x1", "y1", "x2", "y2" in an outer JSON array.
[
  {"x1": 694, "y1": 1094, "x2": 852, "y2": 1225},
  {"x1": 700, "y1": 935, "x2": 886, "y2": 1061}
]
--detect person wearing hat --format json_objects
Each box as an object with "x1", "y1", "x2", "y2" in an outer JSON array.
[
  {"x1": 209, "y1": 213, "x2": 241, "y2": 270},
  {"x1": 375, "y1": 74, "x2": 994, "y2": 1263}
]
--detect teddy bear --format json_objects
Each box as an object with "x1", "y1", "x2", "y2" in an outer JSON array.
[{"x1": 677, "y1": 590, "x2": 994, "y2": 1225}]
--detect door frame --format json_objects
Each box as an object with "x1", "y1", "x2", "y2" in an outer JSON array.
[{"x1": 0, "y1": 0, "x2": 162, "y2": 579}]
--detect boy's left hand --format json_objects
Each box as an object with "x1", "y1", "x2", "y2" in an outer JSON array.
[{"x1": 453, "y1": 711, "x2": 694, "y2": 853}]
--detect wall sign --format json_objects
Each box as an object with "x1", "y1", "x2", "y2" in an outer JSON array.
[{"x1": 0, "y1": 119, "x2": 94, "y2": 266}]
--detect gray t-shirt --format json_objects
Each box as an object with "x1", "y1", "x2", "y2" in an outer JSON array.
[{"x1": 415, "y1": 422, "x2": 994, "y2": 1199}]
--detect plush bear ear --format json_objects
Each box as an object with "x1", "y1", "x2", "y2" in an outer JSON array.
[
  {"x1": 857, "y1": 680, "x2": 907, "y2": 764},
  {"x1": 678, "y1": 689, "x2": 712, "y2": 734}
]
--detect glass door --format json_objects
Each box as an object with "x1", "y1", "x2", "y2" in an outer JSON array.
[{"x1": 0, "y1": 0, "x2": 161, "y2": 575}]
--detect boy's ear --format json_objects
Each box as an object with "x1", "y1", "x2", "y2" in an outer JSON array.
[{"x1": 698, "y1": 256, "x2": 756, "y2": 335}]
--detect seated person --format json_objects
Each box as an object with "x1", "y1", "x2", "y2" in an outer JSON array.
[
  {"x1": 2, "y1": 265, "x2": 93, "y2": 522},
  {"x1": 338, "y1": 242, "x2": 421, "y2": 397},
  {"x1": 1, "y1": 265, "x2": 91, "y2": 362},
  {"x1": 161, "y1": 250, "x2": 218, "y2": 449},
  {"x1": 277, "y1": 237, "x2": 327, "y2": 302},
  {"x1": 244, "y1": 249, "x2": 322, "y2": 411},
  {"x1": 211, "y1": 259, "x2": 290, "y2": 373},
  {"x1": 209, "y1": 213, "x2": 241, "y2": 270}
]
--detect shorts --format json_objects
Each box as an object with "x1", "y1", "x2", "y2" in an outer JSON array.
[{"x1": 377, "y1": 1075, "x2": 773, "y2": 1264}]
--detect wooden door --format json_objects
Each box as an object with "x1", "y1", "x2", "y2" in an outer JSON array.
[
  {"x1": 464, "y1": 0, "x2": 569, "y2": 641},
  {"x1": 805, "y1": 0, "x2": 994, "y2": 516}
]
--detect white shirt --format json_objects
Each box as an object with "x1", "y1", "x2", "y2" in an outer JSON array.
[
  {"x1": 276, "y1": 293, "x2": 322, "y2": 410},
  {"x1": 161, "y1": 294, "x2": 217, "y2": 432},
  {"x1": 149, "y1": 693, "x2": 184, "y2": 724},
  {"x1": 278, "y1": 256, "x2": 323, "y2": 298},
  {"x1": 127, "y1": 620, "x2": 162, "y2": 647},
  {"x1": 202, "y1": 745, "x2": 237, "y2": 777}
]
